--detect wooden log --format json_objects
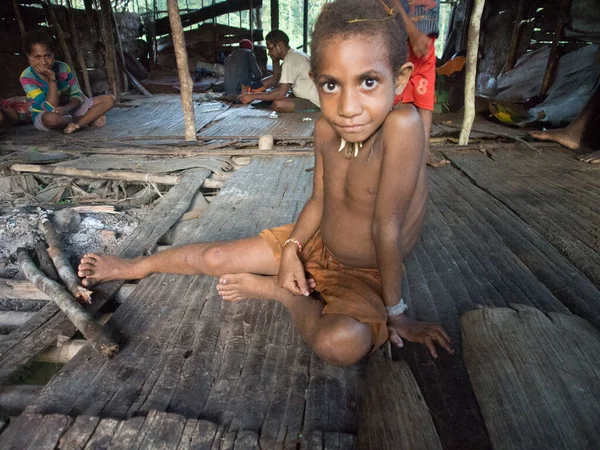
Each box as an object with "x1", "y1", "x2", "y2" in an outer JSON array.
[
  {"x1": 42, "y1": 0, "x2": 76, "y2": 74},
  {"x1": 17, "y1": 249, "x2": 119, "y2": 358},
  {"x1": 98, "y1": 0, "x2": 121, "y2": 100},
  {"x1": 0, "y1": 278, "x2": 136, "y2": 303},
  {"x1": 167, "y1": 0, "x2": 197, "y2": 142},
  {"x1": 65, "y1": 0, "x2": 93, "y2": 97},
  {"x1": 0, "y1": 385, "x2": 43, "y2": 416},
  {"x1": 11, "y1": 164, "x2": 181, "y2": 185},
  {"x1": 35, "y1": 242, "x2": 60, "y2": 281},
  {"x1": 458, "y1": 0, "x2": 486, "y2": 145},
  {"x1": 10, "y1": 0, "x2": 26, "y2": 38},
  {"x1": 357, "y1": 350, "x2": 443, "y2": 450},
  {"x1": 504, "y1": 0, "x2": 525, "y2": 72},
  {"x1": 540, "y1": 0, "x2": 572, "y2": 97},
  {"x1": 38, "y1": 208, "x2": 93, "y2": 304},
  {"x1": 270, "y1": 0, "x2": 278, "y2": 30}
]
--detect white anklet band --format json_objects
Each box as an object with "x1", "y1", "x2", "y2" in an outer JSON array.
[{"x1": 386, "y1": 298, "x2": 408, "y2": 317}]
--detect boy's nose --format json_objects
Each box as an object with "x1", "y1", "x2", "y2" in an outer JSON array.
[{"x1": 338, "y1": 89, "x2": 362, "y2": 118}]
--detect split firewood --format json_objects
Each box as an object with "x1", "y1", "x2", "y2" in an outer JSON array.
[
  {"x1": 17, "y1": 249, "x2": 119, "y2": 358},
  {"x1": 37, "y1": 208, "x2": 93, "y2": 304}
]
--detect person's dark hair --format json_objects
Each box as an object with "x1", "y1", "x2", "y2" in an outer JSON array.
[
  {"x1": 265, "y1": 29, "x2": 290, "y2": 47},
  {"x1": 310, "y1": 0, "x2": 408, "y2": 76},
  {"x1": 23, "y1": 29, "x2": 55, "y2": 55}
]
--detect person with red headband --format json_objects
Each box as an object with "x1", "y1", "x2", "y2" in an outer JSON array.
[{"x1": 223, "y1": 39, "x2": 263, "y2": 99}]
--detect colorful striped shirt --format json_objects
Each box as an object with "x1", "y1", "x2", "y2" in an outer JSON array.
[{"x1": 19, "y1": 61, "x2": 86, "y2": 120}]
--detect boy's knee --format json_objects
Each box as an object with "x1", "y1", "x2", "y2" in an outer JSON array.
[
  {"x1": 272, "y1": 99, "x2": 292, "y2": 113},
  {"x1": 42, "y1": 112, "x2": 66, "y2": 128},
  {"x1": 201, "y1": 245, "x2": 228, "y2": 276},
  {"x1": 313, "y1": 320, "x2": 372, "y2": 366},
  {"x1": 100, "y1": 94, "x2": 116, "y2": 110}
]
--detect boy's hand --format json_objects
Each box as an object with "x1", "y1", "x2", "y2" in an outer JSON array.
[
  {"x1": 278, "y1": 248, "x2": 311, "y2": 296},
  {"x1": 408, "y1": 31, "x2": 432, "y2": 59},
  {"x1": 54, "y1": 106, "x2": 70, "y2": 114},
  {"x1": 239, "y1": 93, "x2": 253, "y2": 104},
  {"x1": 387, "y1": 314, "x2": 455, "y2": 358}
]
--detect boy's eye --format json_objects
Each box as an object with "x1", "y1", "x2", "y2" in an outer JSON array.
[
  {"x1": 362, "y1": 78, "x2": 378, "y2": 90},
  {"x1": 322, "y1": 82, "x2": 339, "y2": 93}
]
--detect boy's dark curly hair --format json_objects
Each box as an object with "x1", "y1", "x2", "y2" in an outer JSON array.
[
  {"x1": 310, "y1": 0, "x2": 408, "y2": 77},
  {"x1": 23, "y1": 29, "x2": 55, "y2": 55}
]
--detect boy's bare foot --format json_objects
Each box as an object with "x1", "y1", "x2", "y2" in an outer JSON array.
[
  {"x1": 529, "y1": 128, "x2": 581, "y2": 150},
  {"x1": 63, "y1": 122, "x2": 80, "y2": 134},
  {"x1": 217, "y1": 273, "x2": 317, "y2": 302},
  {"x1": 427, "y1": 153, "x2": 450, "y2": 168},
  {"x1": 578, "y1": 150, "x2": 600, "y2": 164},
  {"x1": 92, "y1": 115, "x2": 107, "y2": 127},
  {"x1": 77, "y1": 253, "x2": 142, "y2": 287}
]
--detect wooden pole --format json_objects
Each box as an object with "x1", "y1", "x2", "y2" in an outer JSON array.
[
  {"x1": 11, "y1": 163, "x2": 182, "y2": 185},
  {"x1": 302, "y1": 0, "x2": 308, "y2": 53},
  {"x1": 167, "y1": 0, "x2": 197, "y2": 142},
  {"x1": 458, "y1": 0, "x2": 486, "y2": 146},
  {"x1": 110, "y1": 6, "x2": 129, "y2": 92},
  {"x1": 249, "y1": 0, "x2": 254, "y2": 43},
  {"x1": 65, "y1": 0, "x2": 93, "y2": 97},
  {"x1": 504, "y1": 0, "x2": 525, "y2": 72},
  {"x1": 17, "y1": 249, "x2": 119, "y2": 358},
  {"x1": 38, "y1": 208, "x2": 93, "y2": 304},
  {"x1": 153, "y1": 0, "x2": 158, "y2": 68},
  {"x1": 98, "y1": 0, "x2": 121, "y2": 100},
  {"x1": 43, "y1": 0, "x2": 76, "y2": 72},
  {"x1": 270, "y1": 0, "x2": 278, "y2": 30},
  {"x1": 540, "y1": 0, "x2": 572, "y2": 97},
  {"x1": 10, "y1": 0, "x2": 26, "y2": 38}
]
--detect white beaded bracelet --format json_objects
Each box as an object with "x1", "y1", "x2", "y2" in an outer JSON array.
[{"x1": 386, "y1": 298, "x2": 408, "y2": 317}]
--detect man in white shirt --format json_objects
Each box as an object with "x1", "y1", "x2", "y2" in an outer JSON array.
[{"x1": 240, "y1": 30, "x2": 320, "y2": 113}]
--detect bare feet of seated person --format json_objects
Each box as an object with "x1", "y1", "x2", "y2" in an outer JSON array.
[
  {"x1": 216, "y1": 273, "x2": 316, "y2": 302},
  {"x1": 578, "y1": 150, "x2": 600, "y2": 164},
  {"x1": 92, "y1": 115, "x2": 107, "y2": 127},
  {"x1": 427, "y1": 152, "x2": 450, "y2": 168},
  {"x1": 63, "y1": 122, "x2": 80, "y2": 134},
  {"x1": 529, "y1": 128, "x2": 581, "y2": 151},
  {"x1": 77, "y1": 253, "x2": 143, "y2": 287}
]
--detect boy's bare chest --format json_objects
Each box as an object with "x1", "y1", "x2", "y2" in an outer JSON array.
[{"x1": 322, "y1": 151, "x2": 382, "y2": 202}]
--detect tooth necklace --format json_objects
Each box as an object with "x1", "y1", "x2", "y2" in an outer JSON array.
[{"x1": 338, "y1": 138, "x2": 363, "y2": 159}]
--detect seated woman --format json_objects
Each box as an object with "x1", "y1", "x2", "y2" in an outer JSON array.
[{"x1": 19, "y1": 30, "x2": 115, "y2": 134}]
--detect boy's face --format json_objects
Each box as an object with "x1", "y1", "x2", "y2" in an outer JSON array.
[
  {"x1": 312, "y1": 35, "x2": 411, "y2": 143},
  {"x1": 28, "y1": 43, "x2": 54, "y2": 71}
]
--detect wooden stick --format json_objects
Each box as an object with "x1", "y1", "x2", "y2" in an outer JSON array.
[
  {"x1": 540, "y1": 0, "x2": 572, "y2": 97},
  {"x1": 65, "y1": 0, "x2": 93, "y2": 97},
  {"x1": 459, "y1": 0, "x2": 486, "y2": 145},
  {"x1": 38, "y1": 208, "x2": 93, "y2": 304},
  {"x1": 17, "y1": 249, "x2": 119, "y2": 358},
  {"x1": 505, "y1": 0, "x2": 525, "y2": 72},
  {"x1": 167, "y1": 0, "x2": 197, "y2": 141},
  {"x1": 109, "y1": 3, "x2": 128, "y2": 93},
  {"x1": 98, "y1": 0, "x2": 121, "y2": 100},
  {"x1": 35, "y1": 242, "x2": 60, "y2": 281},
  {"x1": 10, "y1": 0, "x2": 26, "y2": 38},
  {"x1": 11, "y1": 164, "x2": 181, "y2": 185},
  {"x1": 43, "y1": 0, "x2": 76, "y2": 72}
]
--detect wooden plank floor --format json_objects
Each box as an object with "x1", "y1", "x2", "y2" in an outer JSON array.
[{"x1": 2, "y1": 147, "x2": 600, "y2": 449}]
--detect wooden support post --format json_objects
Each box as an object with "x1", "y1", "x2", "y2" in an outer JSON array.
[
  {"x1": 302, "y1": 0, "x2": 308, "y2": 53},
  {"x1": 10, "y1": 0, "x2": 26, "y2": 38},
  {"x1": 65, "y1": 0, "x2": 93, "y2": 97},
  {"x1": 98, "y1": 0, "x2": 121, "y2": 100},
  {"x1": 37, "y1": 208, "x2": 93, "y2": 304},
  {"x1": 540, "y1": 0, "x2": 572, "y2": 98},
  {"x1": 504, "y1": 0, "x2": 525, "y2": 72},
  {"x1": 17, "y1": 249, "x2": 119, "y2": 358},
  {"x1": 458, "y1": 0, "x2": 486, "y2": 146},
  {"x1": 43, "y1": 0, "x2": 76, "y2": 72},
  {"x1": 110, "y1": 6, "x2": 129, "y2": 92},
  {"x1": 270, "y1": 0, "x2": 278, "y2": 30},
  {"x1": 249, "y1": 0, "x2": 253, "y2": 43},
  {"x1": 167, "y1": 0, "x2": 197, "y2": 142}
]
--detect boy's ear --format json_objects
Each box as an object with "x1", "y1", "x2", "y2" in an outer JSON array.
[{"x1": 394, "y1": 62, "x2": 414, "y2": 97}]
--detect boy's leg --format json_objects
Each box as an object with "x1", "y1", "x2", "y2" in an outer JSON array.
[
  {"x1": 40, "y1": 111, "x2": 72, "y2": 130},
  {"x1": 217, "y1": 273, "x2": 372, "y2": 366},
  {"x1": 272, "y1": 98, "x2": 295, "y2": 113},
  {"x1": 77, "y1": 235, "x2": 280, "y2": 287},
  {"x1": 64, "y1": 94, "x2": 116, "y2": 134}
]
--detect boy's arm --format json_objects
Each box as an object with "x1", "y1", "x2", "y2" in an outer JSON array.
[
  {"x1": 56, "y1": 64, "x2": 83, "y2": 114},
  {"x1": 373, "y1": 108, "x2": 453, "y2": 358},
  {"x1": 278, "y1": 118, "x2": 327, "y2": 296},
  {"x1": 392, "y1": 0, "x2": 432, "y2": 58},
  {"x1": 239, "y1": 82, "x2": 291, "y2": 104}
]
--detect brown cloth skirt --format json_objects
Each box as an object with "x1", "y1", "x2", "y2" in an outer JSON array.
[{"x1": 259, "y1": 224, "x2": 388, "y2": 349}]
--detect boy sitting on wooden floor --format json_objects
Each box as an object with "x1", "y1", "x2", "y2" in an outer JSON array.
[{"x1": 78, "y1": 0, "x2": 454, "y2": 366}]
